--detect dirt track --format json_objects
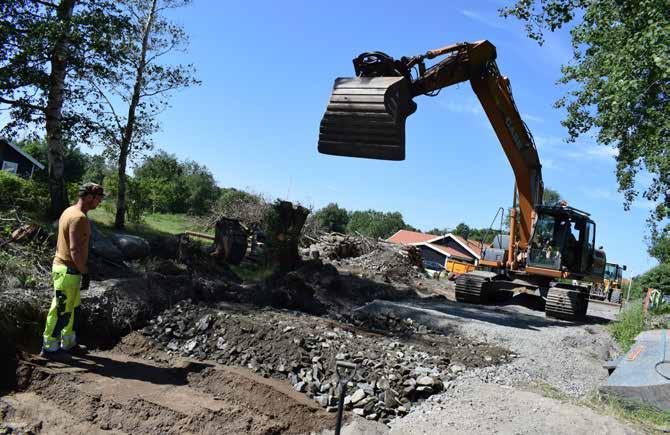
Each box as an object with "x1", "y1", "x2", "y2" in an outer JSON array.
[{"x1": 4, "y1": 337, "x2": 339, "y2": 434}]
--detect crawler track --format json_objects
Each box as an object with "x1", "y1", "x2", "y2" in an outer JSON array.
[
  {"x1": 545, "y1": 287, "x2": 588, "y2": 321},
  {"x1": 455, "y1": 273, "x2": 489, "y2": 303}
]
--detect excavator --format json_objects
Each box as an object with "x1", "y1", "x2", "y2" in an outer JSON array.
[{"x1": 317, "y1": 40, "x2": 606, "y2": 320}]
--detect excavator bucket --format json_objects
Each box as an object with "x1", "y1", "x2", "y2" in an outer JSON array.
[{"x1": 318, "y1": 76, "x2": 416, "y2": 161}]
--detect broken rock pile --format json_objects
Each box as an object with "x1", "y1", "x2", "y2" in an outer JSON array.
[
  {"x1": 303, "y1": 233, "x2": 377, "y2": 261},
  {"x1": 140, "y1": 301, "x2": 511, "y2": 423},
  {"x1": 332, "y1": 245, "x2": 424, "y2": 284}
]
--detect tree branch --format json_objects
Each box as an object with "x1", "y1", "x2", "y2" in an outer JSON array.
[
  {"x1": 88, "y1": 79, "x2": 124, "y2": 135},
  {"x1": 139, "y1": 84, "x2": 186, "y2": 98},
  {"x1": 0, "y1": 96, "x2": 45, "y2": 112},
  {"x1": 145, "y1": 40, "x2": 178, "y2": 65},
  {"x1": 33, "y1": 0, "x2": 58, "y2": 8}
]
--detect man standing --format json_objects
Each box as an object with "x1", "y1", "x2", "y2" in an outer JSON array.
[{"x1": 41, "y1": 183, "x2": 105, "y2": 356}]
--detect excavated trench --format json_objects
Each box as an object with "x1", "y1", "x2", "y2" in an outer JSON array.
[{"x1": 1, "y1": 259, "x2": 512, "y2": 434}]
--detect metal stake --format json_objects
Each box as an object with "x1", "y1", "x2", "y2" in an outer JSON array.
[{"x1": 334, "y1": 361, "x2": 357, "y2": 435}]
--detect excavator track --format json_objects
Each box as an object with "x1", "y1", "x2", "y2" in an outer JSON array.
[
  {"x1": 545, "y1": 287, "x2": 588, "y2": 321},
  {"x1": 455, "y1": 272, "x2": 492, "y2": 303}
]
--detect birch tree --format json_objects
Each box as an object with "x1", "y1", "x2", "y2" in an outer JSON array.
[{"x1": 86, "y1": 0, "x2": 199, "y2": 229}]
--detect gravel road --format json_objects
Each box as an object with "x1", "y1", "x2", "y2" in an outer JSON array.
[{"x1": 351, "y1": 295, "x2": 641, "y2": 434}]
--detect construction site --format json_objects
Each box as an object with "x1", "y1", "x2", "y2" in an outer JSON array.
[
  {"x1": 1, "y1": 1, "x2": 669, "y2": 432},
  {"x1": 0, "y1": 221, "x2": 642, "y2": 434}
]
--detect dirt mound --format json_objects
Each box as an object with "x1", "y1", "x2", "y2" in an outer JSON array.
[
  {"x1": 138, "y1": 300, "x2": 511, "y2": 423},
  {"x1": 332, "y1": 247, "x2": 423, "y2": 285}
]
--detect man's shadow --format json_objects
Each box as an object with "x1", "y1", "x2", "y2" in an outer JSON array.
[{"x1": 41, "y1": 353, "x2": 212, "y2": 386}]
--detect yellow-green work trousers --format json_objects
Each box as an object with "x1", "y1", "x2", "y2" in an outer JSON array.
[{"x1": 42, "y1": 264, "x2": 81, "y2": 352}]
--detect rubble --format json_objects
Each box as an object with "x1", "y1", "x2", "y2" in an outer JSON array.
[
  {"x1": 139, "y1": 300, "x2": 511, "y2": 423},
  {"x1": 303, "y1": 233, "x2": 424, "y2": 286}
]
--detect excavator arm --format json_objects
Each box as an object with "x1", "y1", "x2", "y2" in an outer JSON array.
[{"x1": 318, "y1": 40, "x2": 543, "y2": 251}]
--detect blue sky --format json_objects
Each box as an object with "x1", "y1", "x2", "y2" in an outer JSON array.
[
  {"x1": 145, "y1": 0, "x2": 658, "y2": 277},
  {"x1": 4, "y1": 0, "x2": 655, "y2": 276}
]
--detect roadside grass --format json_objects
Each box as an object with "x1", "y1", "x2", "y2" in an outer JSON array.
[
  {"x1": 524, "y1": 380, "x2": 568, "y2": 401},
  {"x1": 527, "y1": 380, "x2": 670, "y2": 432},
  {"x1": 585, "y1": 393, "x2": 670, "y2": 433},
  {"x1": 608, "y1": 300, "x2": 645, "y2": 352},
  {"x1": 88, "y1": 208, "x2": 212, "y2": 239}
]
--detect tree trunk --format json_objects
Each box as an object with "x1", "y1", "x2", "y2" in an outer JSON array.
[
  {"x1": 114, "y1": 145, "x2": 128, "y2": 229},
  {"x1": 268, "y1": 201, "x2": 310, "y2": 273},
  {"x1": 113, "y1": 0, "x2": 158, "y2": 229},
  {"x1": 45, "y1": 0, "x2": 76, "y2": 218}
]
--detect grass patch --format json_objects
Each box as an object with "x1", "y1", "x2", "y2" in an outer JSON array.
[
  {"x1": 89, "y1": 208, "x2": 212, "y2": 239},
  {"x1": 230, "y1": 262, "x2": 275, "y2": 283},
  {"x1": 524, "y1": 380, "x2": 568, "y2": 401},
  {"x1": 608, "y1": 301, "x2": 645, "y2": 352},
  {"x1": 586, "y1": 393, "x2": 670, "y2": 432}
]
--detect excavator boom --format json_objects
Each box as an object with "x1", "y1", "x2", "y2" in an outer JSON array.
[{"x1": 318, "y1": 40, "x2": 542, "y2": 250}]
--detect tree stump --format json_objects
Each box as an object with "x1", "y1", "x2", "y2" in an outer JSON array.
[
  {"x1": 267, "y1": 201, "x2": 310, "y2": 273},
  {"x1": 212, "y1": 217, "x2": 247, "y2": 265}
]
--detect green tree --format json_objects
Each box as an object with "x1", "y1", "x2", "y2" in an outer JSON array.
[
  {"x1": 648, "y1": 229, "x2": 670, "y2": 264},
  {"x1": 181, "y1": 161, "x2": 219, "y2": 215},
  {"x1": 86, "y1": 0, "x2": 199, "y2": 228},
  {"x1": 542, "y1": 187, "x2": 561, "y2": 205},
  {"x1": 313, "y1": 203, "x2": 349, "y2": 233},
  {"x1": 82, "y1": 154, "x2": 111, "y2": 185},
  {"x1": 426, "y1": 227, "x2": 448, "y2": 236},
  {"x1": 454, "y1": 222, "x2": 471, "y2": 239},
  {"x1": 134, "y1": 151, "x2": 188, "y2": 213},
  {"x1": 18, "y1": 138, "x2": 87, "y2": 184},
  {"x1": 636, "y1": 263, "x2": 670, "y2": 296},
  {"x1": 0, "y1": 0, "x2": 130, "y2": 216},
  {"x1": 500, "y1": 0, "x2": 670, "y2": 223},
  {"x1": 346, "y1": 210, "x2": 409, "y2": 239}
]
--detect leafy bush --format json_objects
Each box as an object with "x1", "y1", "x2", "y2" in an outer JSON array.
[
  {"x1": 346, "y1": 209, "x2": 410, "y2": 239},
  {"x1": 0, "y1": 171, "x2": 49, "y2": 212},
  {"x1": 636, "y1": 263, "x2": 670, "y2": 296}
]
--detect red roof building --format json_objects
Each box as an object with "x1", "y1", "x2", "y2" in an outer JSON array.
[{"x1": 387, "y1": 229, "x2": 483, "y2": 269}]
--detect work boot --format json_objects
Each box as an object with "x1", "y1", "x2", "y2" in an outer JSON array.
[
  {"x1": 64, "y1": 344, "x2": 88, "y2": 356},
  {"x1": 39, "y1": 348, "x2": 67, "y2": 361}
]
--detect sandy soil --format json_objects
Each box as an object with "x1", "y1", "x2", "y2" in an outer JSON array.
[{"x1": 2, "y1": 342, "x2": 339, "y2": 435}]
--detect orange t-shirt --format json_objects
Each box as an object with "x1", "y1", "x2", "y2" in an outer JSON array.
[{"x1": 53, "y1": 205, "x2": 90, "y2": 270}]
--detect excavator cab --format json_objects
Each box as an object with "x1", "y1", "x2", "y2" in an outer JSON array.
[{"x1": 528, "y1": 205, "x2": 605, "y2": 278}]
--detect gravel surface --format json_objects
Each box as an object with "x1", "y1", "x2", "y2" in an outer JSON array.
[
  {"x1": 356, "y1": 297, "x2": 621, "y2": 398},
  {"x1": 389, "y1": 382, "x2": 639, "y2": 435},
  {"x1": 352, "y1": 297, "x2": 640, "y2": 434}
]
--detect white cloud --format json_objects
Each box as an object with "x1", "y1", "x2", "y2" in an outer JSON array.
[
  {"x1": 632, "y1": 199, "x2": 656, "y2": 210},
  {"x1": 534, "y1": 135, "x2": 565, "y2": 149},
  {"x1": 460, "y1": 9, "x2": 507, "y2": 30},
  {"x1": 585, "y1": 146, "x2": 619, "y2": 158},
  {"x1": 542, "y1": 158, "x2": 560, "y2": 170},
  {"x1": 436, "y1": 99, "x2": 483, "y2": 116},
  {"x1": 581, "y1": 187, "x2": 618, "y2": 201},
  {"x1": 522, "y1": 113, "x2": 544, "y2": 123}
]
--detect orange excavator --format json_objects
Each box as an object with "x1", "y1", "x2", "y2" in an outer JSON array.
[{"x1": 318, "y1": 40, "x2": 606, "y2": 320}]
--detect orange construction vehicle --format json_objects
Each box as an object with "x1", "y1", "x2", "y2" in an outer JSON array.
[{"x1": 318, "y1": 40, "x2": 606, "y2": 320}]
